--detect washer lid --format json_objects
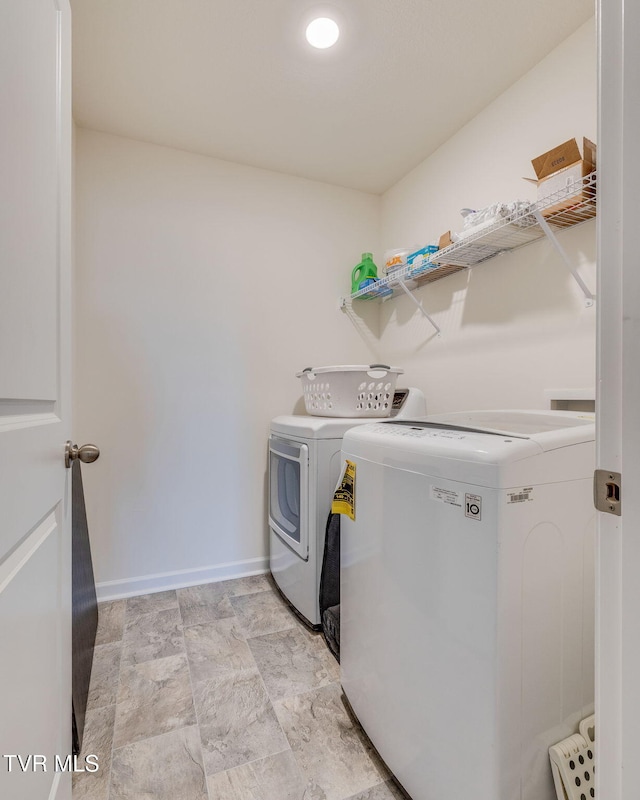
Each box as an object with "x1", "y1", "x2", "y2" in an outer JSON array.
[
  {"x1": 425, "y1": 410, "x2": 595, "y2": 451},
  {"x1": 341, "y1": 410, "x2": 595, "y2": 488}
]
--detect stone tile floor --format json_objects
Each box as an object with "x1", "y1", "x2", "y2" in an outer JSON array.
[{"x1": 74, "y1": 574, "x2": 409, "y2": 800}]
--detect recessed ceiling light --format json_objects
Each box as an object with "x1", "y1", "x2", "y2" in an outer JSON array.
[{"x1": 305, "y1": 17, "x2": 340, "y2": 49}]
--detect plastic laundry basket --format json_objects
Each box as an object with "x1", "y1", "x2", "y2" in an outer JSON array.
[
  {"x1": 296, "y1": 364, "x2": 403, "y2": 418},
  {"x1": 549, "y1": 714, "x2": 595, "y2": 800}
]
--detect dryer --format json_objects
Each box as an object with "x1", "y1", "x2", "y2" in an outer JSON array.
[
  {"x1": 340, "y1": 410, "x2": 596, "y2": 800},
  {"x1": 269, "y1": 388, "x2": 426, "y2": 628}
]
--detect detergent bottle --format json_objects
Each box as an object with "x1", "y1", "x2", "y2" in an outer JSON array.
[{"x1": 351, "y1": 252, "x2": 379, "y2": 295}]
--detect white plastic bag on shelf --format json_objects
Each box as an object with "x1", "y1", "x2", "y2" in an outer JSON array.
[{"x1": 457, "y1": 200, "x2": 534, "y2": 238}]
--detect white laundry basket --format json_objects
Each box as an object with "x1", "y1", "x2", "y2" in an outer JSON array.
[
  {"x1": 549, "y1": 714, "x2": 595, "y2": 800},
  {"x1": 296, "y1": 364, "x2": 404, "y2": 417}
]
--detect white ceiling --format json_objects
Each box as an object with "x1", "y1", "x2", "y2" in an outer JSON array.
[{"x1": 70, "y1": 0, "x2": 594, "y2": 194}]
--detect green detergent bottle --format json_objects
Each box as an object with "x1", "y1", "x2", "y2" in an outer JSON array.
[{"x1": 351, "y1": 252, "x2": 379, "y2": 295}]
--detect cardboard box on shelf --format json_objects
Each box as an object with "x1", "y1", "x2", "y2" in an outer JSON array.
[
  {"x1": 438, "y1": 231, "x2": 454, "y2": 250},
  {"x1": 414, "y1": 230, "x2": 465, "y2": 284},
  {"x1": 413, "y1": 262, "x2": 466, "y2": 285},
  {"x1": 524, "y1": 137, "x2": 596, "y2": 218}
]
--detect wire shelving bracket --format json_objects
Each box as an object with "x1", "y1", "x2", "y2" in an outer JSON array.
[
  {"x1": 396, "y1": 279, "x2": 441, "y2": 334},
  {"x1": 532, "y1": 210, "x2": 595, "y2": 306}
]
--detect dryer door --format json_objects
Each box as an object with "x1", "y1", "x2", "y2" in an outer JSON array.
[{"x1": 269, "y1": 436, "x2": 309, "y2": 560}]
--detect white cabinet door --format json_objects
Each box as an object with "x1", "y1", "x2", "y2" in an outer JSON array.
[
  {"x1": 0, "y1": 2, "x2": 73, "y2": 799},
  {"x1": 597, "y1": 1, "x2": 640, "y2": 797}
]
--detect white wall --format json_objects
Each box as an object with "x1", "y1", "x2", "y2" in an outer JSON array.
[
  {"x1": 74, "y1": 129, "x2": 379, "y2": 598},
  {"x1": 376, "y1": 18, "x2": 597, "y2": 413}
]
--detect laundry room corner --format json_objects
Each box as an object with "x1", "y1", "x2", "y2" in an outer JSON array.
[
  {"x1": 375, "y1": 18, "x2": 597, "y2": 413},
  {"x1": 72, "y1": 129, "x2": 382, "y2": 599}
]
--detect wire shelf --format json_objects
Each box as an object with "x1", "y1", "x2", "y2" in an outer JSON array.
[
  {"x1": 431, "y1": 171, "x2": 596, "y2": 268},
  {"x1": 340, "y1": 170, "x2": 597, "y2": 329},
  {"x1": 346, "y1": 171, "x2": 596, "y2": 300}
]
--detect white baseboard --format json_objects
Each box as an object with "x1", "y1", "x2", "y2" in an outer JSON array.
[{"x1": 95, "y1": 556, "x2": 270, "y2": 602}]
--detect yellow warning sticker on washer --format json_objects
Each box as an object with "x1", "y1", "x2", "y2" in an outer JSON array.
[{"x1": 332, "y1": 460, "x2": 356, "y2": 520}]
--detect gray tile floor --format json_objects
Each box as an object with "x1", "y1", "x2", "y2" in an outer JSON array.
[{"x1": 74, "y1": 575, "x2": 408, "y2": 800}]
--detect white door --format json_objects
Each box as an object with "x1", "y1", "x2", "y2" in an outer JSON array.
[
  {"x1": 0, "y1": 2, "x2": 73, "y2": 799},
  {"x1": 596, "y1": 1, "x2": 640, "y2": 797}
]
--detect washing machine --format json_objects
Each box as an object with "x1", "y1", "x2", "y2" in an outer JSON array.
[
  {"x1": 269, "y1": 388, "x2": 426, "y2": 628},
  {"x1": 340, "y1": 410, "x2": 596, "y2": 800}
]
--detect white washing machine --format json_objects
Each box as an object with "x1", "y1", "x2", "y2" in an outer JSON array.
[
  {"x1": 269, "y1": 388, "x2": 426, "y2": 628},
  {"x1": 340, "y1": 410, "x2": 595, "y2": 800}
]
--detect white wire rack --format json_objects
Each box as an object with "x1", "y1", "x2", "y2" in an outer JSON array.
[
  {"x1": 431, "y1": 171, "x2": 596, "y2": 269},
  {"x1": 339, "y1": 170, "x2": 596, "y2": 331}
]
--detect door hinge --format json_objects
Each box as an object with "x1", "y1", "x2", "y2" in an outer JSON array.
[{"x1": 594, "y1": 469, "x2": 622, "y2": 516}]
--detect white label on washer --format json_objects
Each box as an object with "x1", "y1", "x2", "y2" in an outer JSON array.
[
  {"x1": 431, "y1": 486, "x2": 462, "y2": 507},
  {"x1": 507, "y1": 487, "x2": 534, "y2": 504},
  {"x1": 465, "y1": 494, "x2": 482, "y2": 520}
]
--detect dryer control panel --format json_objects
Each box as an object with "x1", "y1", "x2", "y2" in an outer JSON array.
[{"x1": 389, "y1": 387, "x2": 427, "y2": 419}]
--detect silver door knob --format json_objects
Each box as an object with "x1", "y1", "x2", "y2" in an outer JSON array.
[{"x1": 65, "y1": 441, "x2": 100, "y2": 469}]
